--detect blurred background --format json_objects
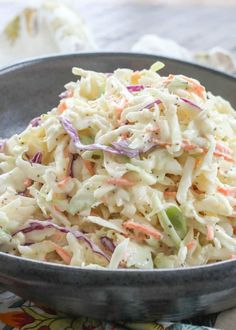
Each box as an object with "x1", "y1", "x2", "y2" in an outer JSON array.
[{"x1": 0, "y1": 0, "x2": 236, "y2": 71}]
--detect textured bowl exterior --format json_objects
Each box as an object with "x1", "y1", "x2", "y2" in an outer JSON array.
[{"x1": 1, "y1": 53, "x2": 236, "y2": 322}]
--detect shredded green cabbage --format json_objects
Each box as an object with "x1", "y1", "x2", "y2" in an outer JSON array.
[{"x1": 1, "y1": 61, "x2": 236, "y2": 269}]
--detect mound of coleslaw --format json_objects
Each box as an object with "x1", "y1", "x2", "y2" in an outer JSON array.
[{"x1": 1, "y1": 62, "x2": 236, "y2": 269}]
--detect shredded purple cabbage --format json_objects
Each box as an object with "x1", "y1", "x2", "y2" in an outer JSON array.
[
  {"x1": 30, "y1": 152, "x2": 42, "y2": 164},
  {"x1": 59, "y1": 91, "x2": 68, "y2": 99},
  {"x1": 111, "y1": 140, "x2": 139, "y2": 158},
  {"x1": 180, "y1": 97, "x2": 202, "y2": 111},
  {"x1": 30, "y1": 117, "x2": 42, "y2": 127},
  {"x1": 127, "y1": 85, "x2": 144, "y2": 92},
  {"x1": 60, "y1": 117, "x2": 139, "y2": 158},
  {"x1": 145, "y1": 99, "x2": 162, "y2": 110},
  {"x1": 100, "y1": 236, "x2": 115, "y2": 253},
  {"x1": 13, "y1": 220, "x2": 110, "y2": 261}
]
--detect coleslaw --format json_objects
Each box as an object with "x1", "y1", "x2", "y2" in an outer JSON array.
[{"x1": 1, "y1": 62, "x2": 236, "y2": 269}]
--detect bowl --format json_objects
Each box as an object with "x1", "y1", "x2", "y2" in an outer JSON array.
[{"x1": 1, "y1": 53, "x2": 236, "y2": 322}]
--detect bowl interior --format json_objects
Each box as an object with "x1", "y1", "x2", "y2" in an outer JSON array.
[{"x1": 0, "y1": 53, "x2": 235, "y2": 138}]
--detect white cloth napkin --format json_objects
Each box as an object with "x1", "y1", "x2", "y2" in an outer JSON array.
[
  {"x1": 132, "y1": 34, "x2": 236, "y2": 74},
  {"x1": 0, "y1": 0, "x2": 96, "y2": 68}
]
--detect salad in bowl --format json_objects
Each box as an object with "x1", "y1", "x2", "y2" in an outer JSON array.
[{"x1": 1, "y1": 61, "x2": 236, "y2": 270}]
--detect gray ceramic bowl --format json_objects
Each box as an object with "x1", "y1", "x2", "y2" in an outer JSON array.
[{"x1": 1, "y1": 53, "x2": 236, "y2": 322}]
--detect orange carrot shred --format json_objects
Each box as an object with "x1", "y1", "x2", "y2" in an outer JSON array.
[
  {"x1": 52, "y1": 231, "x2": 64, "y2": 242},
  {"x1": 195, "y1": 157, "x2": 203, "y2": 169},
  {"x1": 106, "y1": 178, "x2": 135, "y2": 187},
  {"x1": 213, "y1": 151, "x2": 235, "y2": 163},
  {"x1": 151, "y1": 139, "x2": 171, "y2": 147},
  {"x1": 163, "y1": 191, "x2": 177, "y2": 199},
  {"x1": 58, "y1": 177, "x2": 70, "y2": 188},
  {"x1": 146, "y1": 125, "x2": 160, "y2": 133},
  {"x1": 58, "y1": 100, "x2": 67, "y2": 114},
  {"x1": 23, "y1": 178, "x2": 32, "y2": 187},
  {"x1": 83, "y1": 160, "x2": 95, "y2": 176},
  {"x1": 163, "y1": 74, "x2": 174, "y2": 86},
  {"x1": 53, "y1": 205, "x2": 61, "y2": 212},
  {"x1": 51, "y1": 242, "x2": 71, "y2": 264},
  {"x1": 120, "y1": 132, "x2": 130, "y2": 140},
  {"x1": 90, "y1": 209, "x2": 99, "y2": 216},
  {"x1": 115, "y1": 107, "x2": 123, "y2": 115},
  {"x1": 215, "y1": 142, "x2": 233, "y2": 156},
  {"x1": 217, "y1": 186, "x2": 236, "y2": 197},
  {"x1": 233, "y1": 226, "x2": 236, "y2": 235},
  {"x1": 206, "y1": 224, "x2": 214, "y2": 241},
  {"x1": 131, "y1": 71, "x2": 141, "y2": 84},
  {"x1": 182, "y1": 76, "x2": 205, "y2": 98},
  {"x1": 123, "y1": 220, "x2": 163, "y2": 240},
  {"x1": 186, "y1": 240, "x2": 196, "y2": 250}
]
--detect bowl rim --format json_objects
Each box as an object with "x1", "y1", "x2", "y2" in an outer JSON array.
[
  {"x1": 1, "y1": 51, "x2": 236, "y2": 82},
  {"x1": 1, "y1": 51, "x2": 236, "y2": 275},
  {"x1": 1, "y1": 249, "x2": 236, "y2": 275}
]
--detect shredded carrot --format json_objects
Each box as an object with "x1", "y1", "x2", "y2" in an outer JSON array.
[
  {"x1": 182, "y1": 76, "x2": 205, "y2": 98},
  {"x1": 90, "y1": 209, "x2": 100, "y2": 216},
  {"x1": 131, "y1": 71, "x2": 141, "y2": 85},
  {"x1": 57, "y1": 176, "x2": 70, "y2": 188},
  {"x1": 52, "y1": 231, "x2": 64, "y2": 242},
  {"x1": 217, "y1": 186, "x2": 236, "y2": 197},
  {"x1": 106, "y1": 177, "x2": 135, "y2": 187},
  {"x1": 83, "y1": 160, "x2": 95, "y2": 176},
  {"x1": 233, "y1": 226, "x2": 236, "y2": 235},
  {"x1": 23, "y1": 178, "x2": 32, "y2": 187},
  {"x1": 182, "y1": 140, "x2": 235, "y2": 162},
  {"x1": 183, "y1": 144, "x2": 198, "y2": 152},
  {"x1": 146, "y1": 125, "x2": 160, "y2": 133},
  {"x1": 186, "y1": 240, "x2": 197, "y2": 250},
  {"x1": 194, "y1": 157, "x2": 203, "y2": 169},
  {"x1": 123, "y1": 220, "x2": 163, "y2": 240},
  {"x1": 182, "y1": 140, "x2": 201, "y2": 151},
  {"x1": 115, "y1": 107, "x2": 123, "y2": 117},
  {"x1": 143, "y1": 136, "x2": 234, "y2": 163},
  {"x1": 163, "y1": 74, "x2": 174, "y2": 86},
  {"x1": 50, "y1": 242, "x2": 71, "y2": 264},
  {"x1": 57, "y1": 100, "x2": 67, "y2": 114},
  {"x1": 163, "y1": 74, "x2": 205, "y2": 98},
  {"x1": 120, "y1": 132, "x2": 130, "y2": 140},
  {"x1": 53, "y1": 205, "x2": 62, "y2": 212},
  {"x1": 151, "y1": 139, "x2": 170, "y2": 147},
  {"x1": 151, "y1": 138, "x2": 234, "y2": 163},
  {"x1": 215, "y1": 142, "x2": 233, "y2": 156},
  {"x1": 163, "y1": 191, "x2": 177, "y2": 199},
  {"x1": 214, "y1": 151, "x2": 235, "y2": 163},
  {"x1": 206, "y1": 224, "x2": 214, "y2": 241}
]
